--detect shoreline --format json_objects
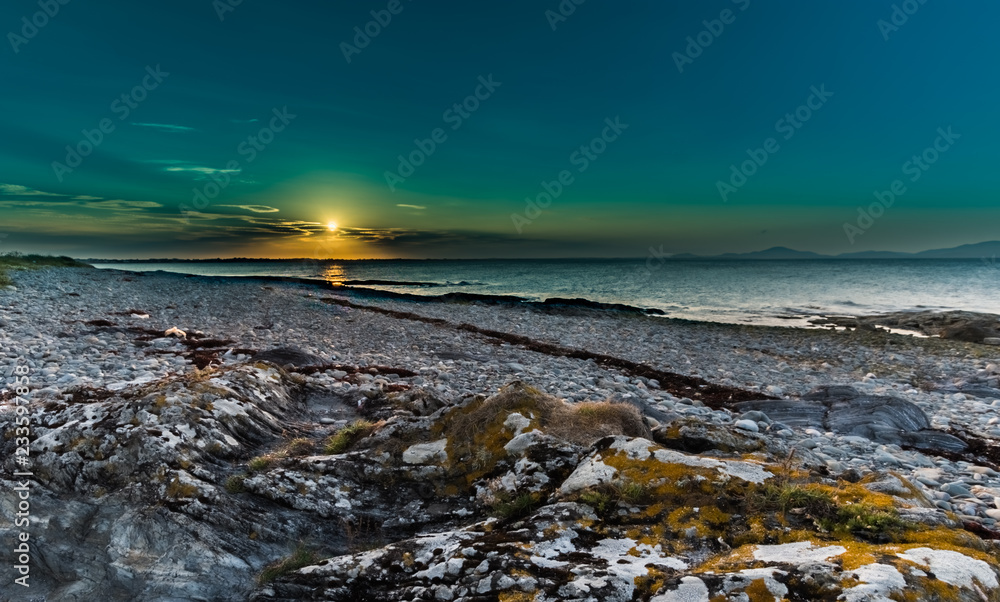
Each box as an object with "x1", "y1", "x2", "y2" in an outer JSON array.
[{"x1": 91, "y1": 265, "x2": 1000, "y2": 335}]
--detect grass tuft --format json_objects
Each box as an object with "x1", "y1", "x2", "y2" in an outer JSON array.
[
  {"x1": 257, "y1": 544, "x2": 319, "y2": 585},
  {"x1": 325, "y1": 420, "x2": 376, "y2": 454}
]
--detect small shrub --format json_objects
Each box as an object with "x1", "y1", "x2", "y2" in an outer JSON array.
[
  {"x1": 248, "y1": 456, "x2": 274, "y2": 472},
  {"x1": 325, "y1": 420, "x2": 376, "y2": 454},
  {"x1": 258, "y1": 544, "x2": 319, "y2": 585},
  {"x1": 225, "y1": 475, "x2": 247, "y2": 494}
]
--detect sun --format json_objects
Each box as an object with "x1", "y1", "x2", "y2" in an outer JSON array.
[{"x1": 327, "y1": 221, "x2": 338, "y2": 232}]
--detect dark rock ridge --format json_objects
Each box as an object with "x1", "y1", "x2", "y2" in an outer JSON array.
[
  {"x1": 735, "y1": 385, "x2": 969, "y2": 454},
  {"x1": 811, "y1": 310, "x2": 1000, "y2": 344}
]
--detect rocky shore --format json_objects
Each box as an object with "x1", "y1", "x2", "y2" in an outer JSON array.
[{"x1": 4, "y1": 266, "x2": 1000, "y2": 600}]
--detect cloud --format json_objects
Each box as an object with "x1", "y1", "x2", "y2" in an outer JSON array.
[
  {"x1": 396, "y1": 204, "x2": 427, "y2": 210},
  {"x1": 164, "y1": 166, "x2": 241, "y2": 176},
  {"x1": 131, "y1": 122, "x2": 196, "y2": 132},
  {"x1": 0, "y1": 184, "x2": 65, "y2": 197},
  {"x1": 85, "y1": 200, "x2": 163, "y2": 211},
  {"x1": 0, "y1": 186, "x2": 162, "y2": 212},
  {"x1": 217, "y1": 204, "x2": 280, "y2": 213},
  {"x1": 230, "y1": 118, "x2": 259, "y2": 124}
]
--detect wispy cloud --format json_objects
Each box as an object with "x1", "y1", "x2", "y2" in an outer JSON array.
[
  {"x1": 396, "y1": 204, "x2": 427, "y2": 210},
  {"x1": 0, "y1": 184, "x2": 65, "y2": 197},
  {"x1": 165, "y1": 166, "x2": 241, "y2": 176},
  {"x1": 218, "y1": 204, "x2": 280, "y2": 213},
  {"x1": 131, "y1": 122, "x2": 196, "y2": 133},
  {"x1": 86, "y1": 200, "x2": 162, "y2": 211},
  {"x1": 0, "y1": 185, "x2": 162, "y2": 212},
  {"x1": 230, "y1": 118, "x2": 259, "y2": 124}
]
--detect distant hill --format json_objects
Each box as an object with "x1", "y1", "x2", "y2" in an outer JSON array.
[
  {"x1": 669, "y1": 241, "x2": 1000, "y2": 260},
  {"x1": 715, "y1": 247, "x2": 827, "y2": 260}
]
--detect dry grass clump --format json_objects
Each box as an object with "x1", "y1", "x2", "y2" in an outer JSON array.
[{"x1": 448, "y1": 382, "x2": 650, "y2": 449}]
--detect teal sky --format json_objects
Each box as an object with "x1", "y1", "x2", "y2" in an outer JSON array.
[{"x1": 1, "y1": 0, "x2": 998, "y2": 259}]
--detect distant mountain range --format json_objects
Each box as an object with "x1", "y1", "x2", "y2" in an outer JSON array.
[
  {"x1": 671, "y1": 241, "x2": 1000, "y2": 260},
  {"x1": 80, "y1": 241, "x2": 1000, "y2": 263}
]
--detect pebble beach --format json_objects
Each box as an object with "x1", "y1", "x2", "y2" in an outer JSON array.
[{"x1": 5, "y1": 265, "x2": 1000, "y2": 528}]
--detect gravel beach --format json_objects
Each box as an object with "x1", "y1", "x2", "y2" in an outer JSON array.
[{"x1": 4, "y1": 266, "x2": 1000, "y2": 524}]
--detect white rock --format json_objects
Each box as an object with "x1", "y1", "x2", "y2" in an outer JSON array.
[
  {"x1": 734, "y1": 419, "x2": 759, "y2": 432},
  {"x1": 402, "y1": 439, "x2": 449, "y2": 465},
  {"x1": 503, "y1": 412, "x2": 532, "y2": 436},
  {"x1": 897, "y1": 548, "x2": 999, "y2": 589},
  {"x1": 650, "y1": 576, "x2": 709, "y2": 602}
]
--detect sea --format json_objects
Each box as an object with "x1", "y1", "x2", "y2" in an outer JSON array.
[{"x1": 90, "y1": 259, "x2": 1000, "y2": 328}]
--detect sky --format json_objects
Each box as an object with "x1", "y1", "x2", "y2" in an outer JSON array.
[{"x1": 0, "y1": 0, "x2": 998, "y2": 259}]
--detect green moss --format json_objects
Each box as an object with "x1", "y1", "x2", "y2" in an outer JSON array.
[
  {"x1": 257, "y1": 544, "x2": 319, "y2": 585},
  {"x1": 325, "y1": 420, "x2": 375, "y2": 454},
  {"x1": 828, "y1": 503, "x2": 908, "y2": 538}
]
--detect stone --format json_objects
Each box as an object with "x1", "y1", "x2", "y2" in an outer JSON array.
[{"x1": 402, "y1": 439, "x2": 449, "y2": 465}]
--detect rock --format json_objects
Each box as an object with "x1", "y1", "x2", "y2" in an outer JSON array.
[
  {"x1": 255, "y1": 346, "x2": 325, "y2": 369},
  {"x1": 734, "y1": 419, "x2": 759, "y2": 433},
  {"x1": 985, "y1": 338, "x2": 1000, "y2": 346},
  {"x1": 651, "y1": 417, "x2": 768, "y2": 454},
  {"x1": 164, "y1": 326, "x2": 186, "y2": 338},
  {"x1": 736, "y1": 385, "x2": 967, "y2": 454},
  {"x1": 942, "y1": 323, "x2": 998, "y2": 344},
  {"x1": 402, "y1": 439, "x2": 449, "y2": 465}
]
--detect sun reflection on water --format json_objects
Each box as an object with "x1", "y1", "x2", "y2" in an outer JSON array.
[{"x1": 321, "y1": 263, "x2": 347, "y2": 284}]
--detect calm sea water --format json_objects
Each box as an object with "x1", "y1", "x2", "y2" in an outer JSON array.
[{"x1": 90, "y1": 259, "x2": 1000, "y2": 327}]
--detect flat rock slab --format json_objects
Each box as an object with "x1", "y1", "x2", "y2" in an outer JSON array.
[
  {"x1": 735, "y1": 386, "x2": 967, "y2": 454},
  {"x1": 255, "y1": 346, "x2": 326, "y2": 368}
]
